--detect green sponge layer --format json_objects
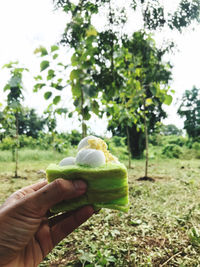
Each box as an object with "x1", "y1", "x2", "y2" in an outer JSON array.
[{"x1": 46, "y1": 163, "x2": 129, "y2": 213}]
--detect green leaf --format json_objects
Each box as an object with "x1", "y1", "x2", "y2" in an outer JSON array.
[
  {"x1": 40, "y1": 61, "x2": 49, "y2": 72},
  {"x1": 3, "y1": 61, "x2": 18, "y2": 69},
  {"x1": 57, "y1": 78, "x2": 63, "y2": 83},
  {"x1": 55, "y1": 108, "x2": 68, "y2": 115},
  {"x1": 51, "y1": 45, "x2": 59, "y2": 52},
  {"x1": 130, "y1": 219, "x2": 142, "y2": 226},
  {"x1": 51, "y1": 83, "x2": 63, "y2": 91},
  {"x1": 34, "y1": 75, "x2": 43, "y2": 81},
  {"x1": 72, "y1": 85, "x2": 81, "y2": 98},
  {"x1": 3, "y1": 84, "x2": 10, "y2": 91},
  {"x1": 150, "y1": 86, "x2": 157, "y2": 96},
  {"x1": 34, "y1": 46, "x2": 48, "y2": 56},
  {"x1": 83, "y1": 85, "x2": 98, "y2": 98},
  {"x1": 86, "y1": 26, "x2": 98, "y2": 37},
  {"x1": 74, "y1": 98, "x2": 80, "y2": 107},
  {"x1": 71, "y1": 53, "x2": 79, "y2": 66},
  {"x1": 164, "y1": 94, "x2": 173, "y2": 105},
  {"x1": 53, "y1": 53, "x2": 59, "y2": 60},
  {"x1": 68, "y1": 112, "x2": 73, "y2": 118},
  {"x1": 47, "y1": 69, "x2": 55, "y2": 81},
  {"x1": 91, "y1": 100, "x2": 99, "y2": 115},
  {"x1": 70, "y1": 69, "x2": 83, "y2": 81},
  {"x1": 146, "y1": 98, "x2": 153, "y2": 106},
  {"x1": 33, "y1": 83, "x2": 46, "y2": 92},
  {"x1": 53, "y1": 95, "x2": 61, "y2": 105},
  {"x1": 44, "y1": 91, "x2": 52, "y2": 100},
  {"x1": 83, "y1": 106, "x2": 91, "y2": 120}
]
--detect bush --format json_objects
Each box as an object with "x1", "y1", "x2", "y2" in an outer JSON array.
[
  {"x1": 162, "y1": 144, "x2": 183, "y2": 158},
  {"x1": 52, "y1": 136, "x2": 71, "y2": 153},
  {"x1": 149, "y1": 134, "x2": 164, "y2": 146},
  {"x1": 19, "y1": 135, "x2": 38, "y2": 149},
  {"x1": 68, "y1": 130, "x2": 82, "y2": 146},
  {"x1": 0, "y1": 137, "x2": 16, "y2": 150},
  {"x1": 192, "y1": 142, "x2": 200, "y2": 151},
  {"x1": 106, "y1": 136, "x2": 128, "y2": 161},
  {"x1": 111, "y1": 136, "x2": 126, "y2": 147},
  {"x1": 164, "y1": 135, "x2": 186, "y2": 147}
]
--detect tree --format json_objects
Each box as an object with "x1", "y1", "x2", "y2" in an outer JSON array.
[
  {"x1": 0, "y1": 107, "x2": 46, "y2": 140},
  {"x1": 54, "y1": 0, "x2": 200, "y2": 33},
  {"x1": 107, "y1": 31, "x2": 172, "y2": 159},
  {"x1": 53, "y1": 0, "x2": 199, "y2": 134},
  {"x1": 2, "y1": 62, "x2": 28, "y2": 177},
  {"x1": 159, "y1": 124, "x2": 183, "y2": 136},
  {"x1": 34, "y1": 19, "x2": 101, "y2": 138},
  {"x1": 178, "y1": 86, "x2": 200, "y2": 140},
  {"x1": 44, "y1": 0, "x2": 200, "y2": 166},
  {"x1": 18, "y1": 108, "x2": 47, "y2": 138},
  {"x1": 69, "y1": 24, "x2": 101, "y2": 138}
]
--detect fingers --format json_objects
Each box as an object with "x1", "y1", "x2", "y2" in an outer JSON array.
[
  {"x1": 48, "y1": 211, "x2": 75, "y2": 227},
  {"x1": 16, "y1": 180, "x2": 48, "y2": 196},
  {"x1": 30, "y1": 179, "x2": 87, "y2": 215},
  {"x1": 51, "y1": 206, "x2": 94, "y2": 246},
  {"x1": 1, "y1": 180, "x2": 48, "y2": 208},
  {"x1": 26, "y1": 180, "x2": 48, "y2": 191}
]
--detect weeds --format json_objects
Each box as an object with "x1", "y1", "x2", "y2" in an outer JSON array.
[{"x1": 1, "y1": 156, "x2": 200, "y2": 266}]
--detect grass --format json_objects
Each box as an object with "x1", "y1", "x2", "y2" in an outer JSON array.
[{"x1": 1, "y1": 149, "x2": 200, "y2": 266}]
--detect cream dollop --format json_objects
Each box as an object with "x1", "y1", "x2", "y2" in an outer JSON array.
[
  {"x1": 59, "y1": 136, "x2": 119, "y2": 168},
  {"x1": 77, "y1": 135, "x2": 98, "y2": 151},
  {"x1": 77, "y1": 135, "x2": 119, "y2": 164},
  {"x1": 59, "y1": 157, "x2": 76, "y2": 166},
  {"x1": 76, "y1": 149, "x2": 106, "y2": 167}
]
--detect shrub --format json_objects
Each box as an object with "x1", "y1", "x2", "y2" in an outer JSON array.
[
  {"x1": 192, "y1": 142, "x2": 200, "y2": 151},
  {"x1": 149, "y1": 134, "x2": 164, "y2": 146},
  {"x1": 106, "y1": 137, "x2": 128, "y2": 161},
  {"x1": 19, "y1": 135, "x2": 38, "y2": 149},
  {"x1": 111, "y1": 136, "x2": 126, "y2": 147},
  {"x1": 68, "y1": 130, "x2": 82, "y2": 146},
  {"x1": 0, "y1": 137, "x2": 16, "y2": 150},
  {"x1": 162, "y1": 144, "x2": 183, "y2": 158},
  {"x1": 164, "y1": 135, "x2": 186, "y2": 147}
]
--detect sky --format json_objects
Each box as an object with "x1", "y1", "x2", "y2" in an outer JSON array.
[{"x1": 0, "y1": 0, "x2": 200, "y2": 135}]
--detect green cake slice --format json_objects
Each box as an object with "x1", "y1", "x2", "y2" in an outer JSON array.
[{"x1": 46, "y1": 162, "x2": 129, "y2": 213}]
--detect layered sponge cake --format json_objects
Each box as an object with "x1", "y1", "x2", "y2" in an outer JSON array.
[{"x1": 46, "y1": 136, "x2": 129, "y2": 213}]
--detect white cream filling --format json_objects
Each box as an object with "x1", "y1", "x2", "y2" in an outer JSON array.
[{"x1": 76, "y1": 149, "x2": 106, "y2": 167}]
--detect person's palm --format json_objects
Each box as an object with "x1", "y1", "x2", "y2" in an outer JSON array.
[{"x1": 0, "y1": 179, "x2": 93, "y2": 267}]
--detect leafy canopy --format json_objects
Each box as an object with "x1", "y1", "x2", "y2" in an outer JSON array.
[{"x1": 178, "y1": 86, "x2": 200, "y2": 139}]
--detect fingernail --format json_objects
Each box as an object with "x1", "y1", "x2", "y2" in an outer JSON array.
[{"x1": 73, "y1": 180, "x2": 87, "y2": 191}]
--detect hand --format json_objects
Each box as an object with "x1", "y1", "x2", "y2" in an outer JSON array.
[{"x1": 0, "y1": 179, "x2": 94, "y2": 267}]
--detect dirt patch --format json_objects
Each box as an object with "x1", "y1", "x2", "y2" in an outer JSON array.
[
  {"x1": 48, "y1": 244, "x2": 79, "y2": 267},
  {"x1": 128, "y1": 174, "x2": 172, "y2": 182},
  {"x1": 0, "y1": 170, "x2": 45, "y2": 181},
  {"x1": 137, "y1": 236, "x2": 168, "y2": 248},
  {"x1": 137, "y1": 176, "x2": 155, "y2": 182}
]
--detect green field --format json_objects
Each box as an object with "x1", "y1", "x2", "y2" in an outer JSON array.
[{"x1": 1, "y1": 150, "x2": 200, "y2": 266}]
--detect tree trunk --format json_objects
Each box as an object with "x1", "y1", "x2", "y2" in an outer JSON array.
[
  {"x1": 143, "y1": 110, "x2": 149, "y2": 177},
  {"x1": 128, "y1": 126, "x2": 145, "y2": 158},
  {"x1": 81, "y1": 88, "x2": 87, "y2": 138},
  {"x1": 14, "y1": 113, "x2": 19, "y2": 178},
  {"x1": 143, "y1": 97, "x2": 149, "y2": 178},
  {"x1": 12, "y1": 148, "x2": 15, "y2": 162},
  {"x1": 126, "y1": 126, "x2": 131, "y2": 168}
]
